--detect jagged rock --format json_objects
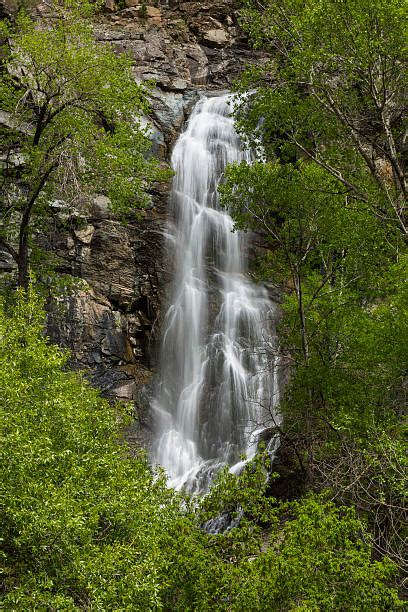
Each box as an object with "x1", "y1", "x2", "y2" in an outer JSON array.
[
  {"x1": 149, "y1": 88, "x2": 196, "y2": 149},
  {"x1": 47, "y1": 289, "x2": 149, "y2": 395}
]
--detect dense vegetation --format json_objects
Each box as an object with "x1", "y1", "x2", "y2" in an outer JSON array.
[
  {"x1": 223, "y1": 0, "x2": 407, "y2": 581},
  {"x1": 0, "y1": 0, "x2": 406, "y2": 609},
  {"x1": 1, "y1": 292, "x2": 403, "y2": 609}
]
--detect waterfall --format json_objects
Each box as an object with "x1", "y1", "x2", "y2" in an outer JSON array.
[{"x1": 152, "y1": 93, "x2": 280, "y2": 494}]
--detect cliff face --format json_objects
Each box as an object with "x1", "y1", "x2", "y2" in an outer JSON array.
[{"x1": 1, "y1": 1, "x2": 267, "y2": 438}]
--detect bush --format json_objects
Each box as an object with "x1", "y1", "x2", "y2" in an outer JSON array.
[{"x1": 0, "y1": 291, "x2": 402, "y2": 609}]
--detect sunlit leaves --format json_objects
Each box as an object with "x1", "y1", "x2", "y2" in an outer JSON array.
[{"x1": 0, "y1": 293, "x2": 403, "y2": 608}]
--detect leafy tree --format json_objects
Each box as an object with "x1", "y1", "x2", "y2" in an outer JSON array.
[
  {"x1": 0, "y1": 289, "x2": 177, "y2": 608},
  {"x1": 222, "y1": 161, "x2": 395, "y2": 366},
  {"x1": 237, "y1": 0, "x2": 406, "y2": 234},
  {"x1": 0, "y1": 1, "x2": 165, "y2": 288},
  {"x1": 250, "y1": 495, "x2": 402, "y2": 611},
  {"x1": 222, "y1": 161, "x2": 405, "y2": 429}
]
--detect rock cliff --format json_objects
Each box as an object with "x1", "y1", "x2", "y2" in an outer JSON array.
[{"x1": 1, "y1": 1, "x2": 268, "y2": 441}]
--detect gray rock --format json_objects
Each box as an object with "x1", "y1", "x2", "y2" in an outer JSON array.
[
  {"x1": 91, "y1": 195, "x2": 112, "y2": 219},
  {"x1": 0, "y1": 252, "x2": 16, "y2": 272},
  {"x1": 114, "y1": 380, "x2": 137, "y2": 400}
]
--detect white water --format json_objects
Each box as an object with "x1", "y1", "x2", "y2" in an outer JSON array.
[{"x1": 152, "y1": 94, "x2": 280, "y2": 494}]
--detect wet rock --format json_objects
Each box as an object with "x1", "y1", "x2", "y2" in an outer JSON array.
[{"x1": 150, "y1": 88, "x2": 196, "y2": 149}]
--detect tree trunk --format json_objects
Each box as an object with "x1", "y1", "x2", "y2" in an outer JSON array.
[
  {"x1": 16, "y1": 165, "x2": 57, "y2": 289},
  {"x1": 294, "y1": 269, "x2": 309, "y2": 363},
  {"x1": 17, "y1": 238, "x2": 29, "y2": 290}
]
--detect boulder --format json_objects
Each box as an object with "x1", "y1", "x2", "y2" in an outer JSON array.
[
  {"x1": 91, "y1": 195, "x2": 112, "y2": 220},
  {"x1": 114, "y1": 381, "x2": 137, "y2": 400}
]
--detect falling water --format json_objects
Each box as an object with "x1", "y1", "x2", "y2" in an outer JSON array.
[{"x1": 152, "y1": 94, "x2": 280, "y2": 494}]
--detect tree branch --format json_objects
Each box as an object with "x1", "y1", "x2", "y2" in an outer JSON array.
[{"x1": 0, "y1": 236, "x2": 18, "y2": 262}]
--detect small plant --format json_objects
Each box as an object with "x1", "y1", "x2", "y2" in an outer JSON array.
[{"x1": 139, "y1": 0, "x2": 147, "y2": 19}]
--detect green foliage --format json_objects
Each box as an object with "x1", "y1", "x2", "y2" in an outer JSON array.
[
  {"x1": 1, "y1": 0, "x2": 406, "y2": 604},
  {"x1": 250, "y1": 495, "x2": 402, "y2": 611},
  {"x1": 0, "y1": 293, "x2": 402, "y2": 609},
  {"x1": 237, "y1": 0, "x2": 406, "y2": 233},
  {"x1": 140, "y1": 1, "x2": 148, "y2": 20},
  {"x1": 0, "y1": 4, "x2": 167, "y2": 287},
  {"x1": 223, "y1": 159, "x2": 406, "y2": 441},
  {"x1": 0, "y1": 290, "x2": 176, "y2": 608},
  {"x1": 223, "y1": 0, "x2": 408, "y2": 577},
  {"x1": 0, "y1": 10, "x2": 159, "y2": 210}
]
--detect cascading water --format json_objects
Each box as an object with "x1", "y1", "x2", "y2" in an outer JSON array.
[{"x1": 152, "y1": 93, "x2": 280, "y2": 494}]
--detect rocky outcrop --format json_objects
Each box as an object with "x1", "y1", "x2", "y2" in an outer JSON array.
[
  {"x1": 93, "y1": 0, "x2": 268, "y2": 154},
  {"x1": 45, "y1": 191, "x2": 169, "y2": 389}
]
